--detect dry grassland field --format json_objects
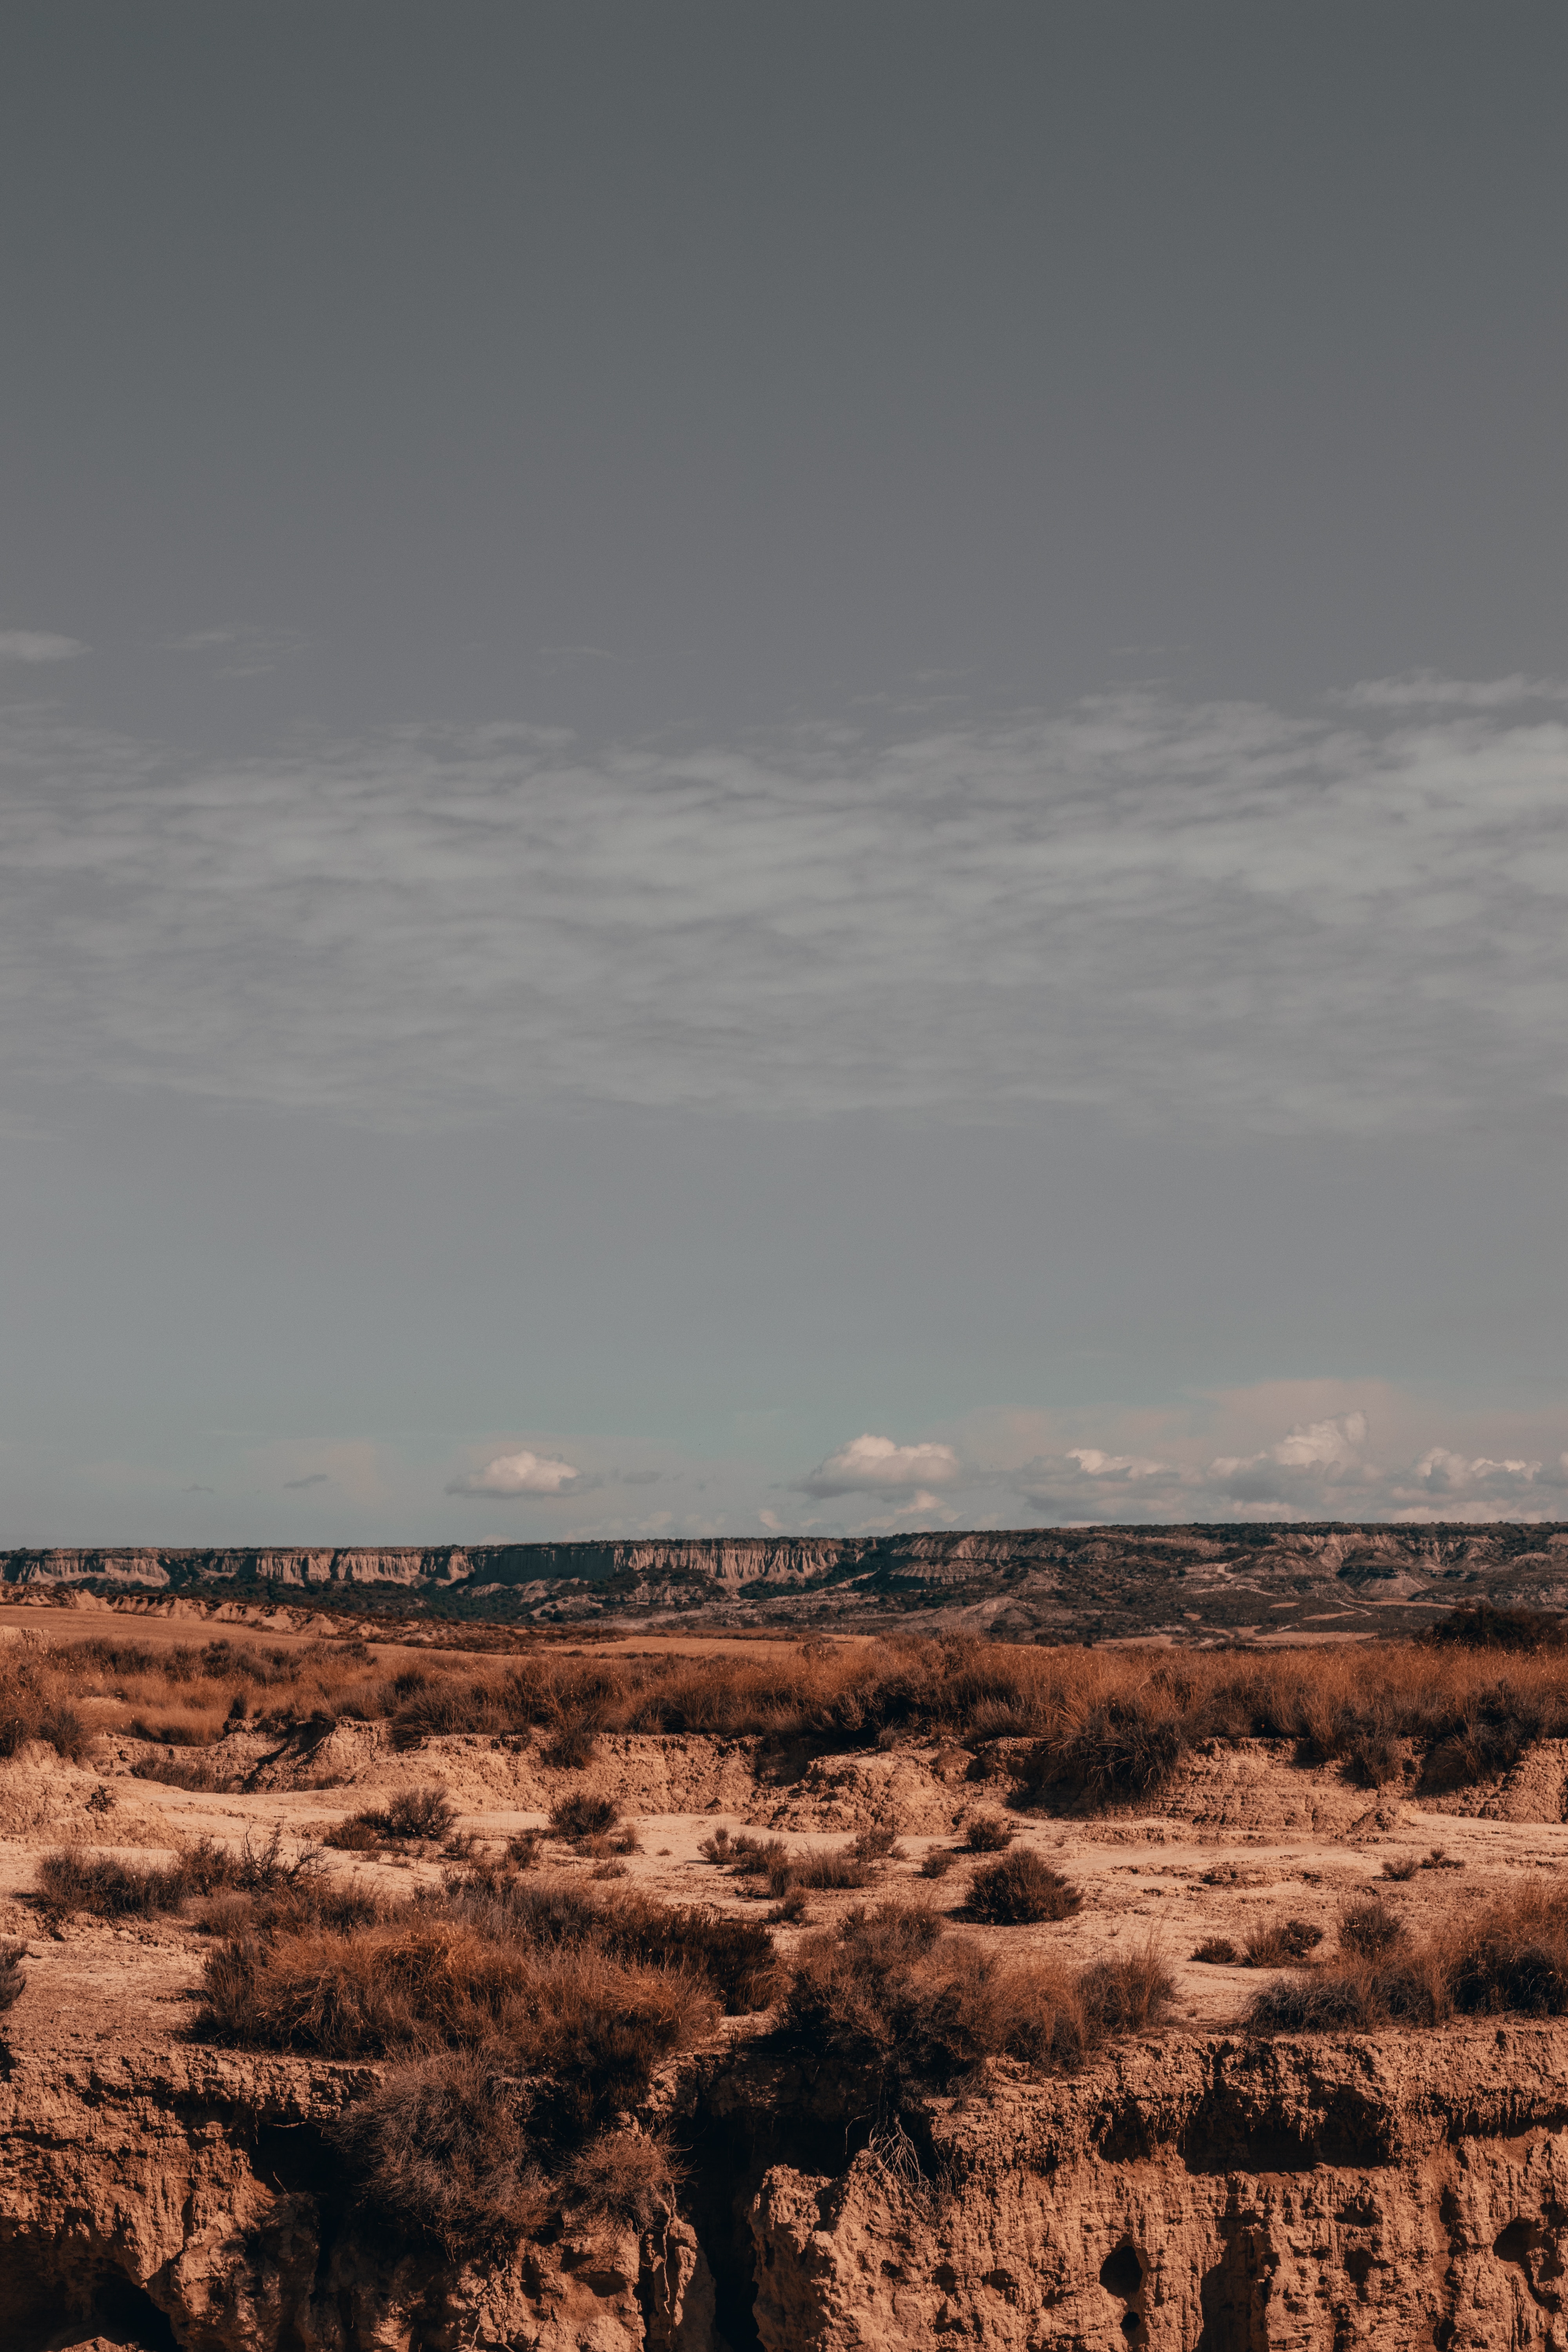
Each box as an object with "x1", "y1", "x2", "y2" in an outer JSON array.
[{"x1": 8, "y1": 1598, "x2": 1568, "y2": 2348}]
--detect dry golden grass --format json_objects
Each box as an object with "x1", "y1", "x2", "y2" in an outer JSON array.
[
  {"x1": 17, "y1": 1618, "x2": 1568, "y2": 1809},
  {"x1": 1247, "y1": 1882, "x2": 1568, "y2": 2031}
]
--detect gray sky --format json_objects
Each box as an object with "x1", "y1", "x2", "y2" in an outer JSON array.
[{"x1": 2, "y1": 2, "x2": 1564, "y2": 1543}]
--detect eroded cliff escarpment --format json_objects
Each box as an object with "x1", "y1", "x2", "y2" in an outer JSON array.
[
  {"x1": 9, "y1": 2025, "x2": 1568, "y2": 2349},
  {"x1": 5, "y1": 1522, "x2": 1567, "y2": 1640}
]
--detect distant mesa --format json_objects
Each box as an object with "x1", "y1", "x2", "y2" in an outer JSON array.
[{"x1": 2, "y1": 1525, "x2": 1564, "y2": 1642}]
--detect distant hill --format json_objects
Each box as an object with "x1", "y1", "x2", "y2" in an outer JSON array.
[{"x1": 5, "y1": 1524, "x2": 1566, "y2": 1641}]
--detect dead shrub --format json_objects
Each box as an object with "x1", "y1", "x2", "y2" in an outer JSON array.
[
  {"x1": 1381, "y1": 1855, "x2": 1420, "y2": 1882},
  {"x1": 328, "y1": 2051, "x2": 545, "y2": 2251},
  {"x1": 774, "y1": 1845, "x2": 876, "y2": 1895},
  {"x1": 1247, "y1": 1952, "x2": 1449, "y2": 2032},
  {"x1": 549, "y1": 1791, "x2": 619, "y2": 1842},
  {"x1": 1243, "y1": 1918, "x2": 1324, "y2": 1966},
  {"x1": 1419, "y1": 1691, "x2": 1543, "y2": 1793},
  {"x1": 778, "y1": 1899, "x2": 1093, "y2": 2096},
  {"x1": 0, "y1": 1651, "x2": 91, "y2": 1762},
  {"x1": 1338, "y1": 1897, "x2": 1405, "y2": 1960},
  {"x1": 1332, "y1": 1708, "x2": 1406, "y2": 1788},
  {"x1": 1192, "y1": 1936, "x2": 1238, "y2": 1964},
  {"x1": 131, "y1": 1753, "x2": 230, "y2": 1791},
  {"x1": 325, "y1": 1820, "x2": 379, "y2": 1853},
  {"x1": 40, "y1": 1826, "x2": 324, "y2": 1920},
  {"x1": 1449, "y1": 1886, "x2": 1568, "y2": 2018},
  {"x1": 962, "y1": 1815, "x2": 1014, "y2": 1853},
  {"x1": 850, "y1": 1825, "x2": 904, "y2": 1863},
  {"x1": 199, "y1": 1916, "x2": 713, "y2": 2135},
  {"x1": 559, "y1": 2127, "x2": 681, "y2": 2227},
  {"x1": 1246, "y1": 1886, "x2": 1568, "y2": 2034},
  {"x1": 428, "y1": 1877, "x2": 776, "y2": 2013},
  {"x1": 542, "y1": 1719, "x2": 601, "y2": 1769},
  {"x1": 968, "y1": 1849, "x2": 1082, "y2": 1926},
  {"x1": 1016, "y1": 1695, "x2": 1185, "y2": 1813},
  {"x1": 38, "y1": 1849, "x2": 186, "y2": 1918},
  {"x1": 379, "y1": 1787, "x2": 458, "y2": 1842},
  {"x1": 1078, "y1": 1940, "x2": 1176, "y2": 2032}
]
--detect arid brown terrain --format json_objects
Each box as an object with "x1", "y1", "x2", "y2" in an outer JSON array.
[
  {"x1": 6, "y1": 1594, "x2": 1568, "y2": 2348},
  {"x1": 6, "y1": 1520, "x2": 1567, "y2": 1642}
]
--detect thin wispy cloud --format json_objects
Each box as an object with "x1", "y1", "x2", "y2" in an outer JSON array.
[
  {"x1": 162, "y1": 624, "x2": 311, "y2": 677},
  {"x1": 1335, "y1": 671, "x2": 1568, "y2": 711},
  {"x1": 0, "y1": 630, "x2": 87, "y2": 664},
  {"x1": 0, "y1": 679, "x2": 1563, "y2": 1136}
]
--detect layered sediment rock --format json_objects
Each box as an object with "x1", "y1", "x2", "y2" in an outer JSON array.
[
  {"x1": 9, "y1": 2026, "x2": 1568, "y2": 2348},
  {"x1": 744, "y1": 2026, "x2": 1568, "y2": 2349}
]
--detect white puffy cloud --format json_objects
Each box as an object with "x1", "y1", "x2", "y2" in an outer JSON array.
[
  {"x1": 799, "y1": 1433, "x2": 963, "y2": 1498},
  {"x1": 446, "y1": 1449, "x2": 582, "y2": 1497},
  {"x1": 0, "y1": 677, "x2": 1563, "y2": 1134},
  {"x1": 1069, "y1": 1448, "x2": 1172, "y2": 1479},
  {"x1": 0, "y1": 630, "x2": 85, "y2": 663},
  {"x1": 1000, "y1": 1394, "x2": 1568, "y2": 1525}
]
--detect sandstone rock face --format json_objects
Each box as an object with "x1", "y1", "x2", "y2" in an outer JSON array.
[
  {"x1": 0, "y1": 2046, "x2": 713, "y2": 2352},
  {"x1": 748, "y1": 2027, "x2": 1568, "y2": 2350},
  {"x1": 10, "y1": 2027, "x2": 1568, "y2": 2348}
]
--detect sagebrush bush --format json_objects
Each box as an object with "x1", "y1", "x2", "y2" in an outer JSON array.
[
  {"x1": 542, "y1": 1720, "x2": 601, "y2": 1770},
  {"x1": 968, "y1": 1849, "x2": 1082, "y2": 1926},
  {"x1": 1425, "y1": 1604, "x2": 1568, "y2": 1653},
  {"x1": 39, "y1": 1849, "x2": 186, "y2": 1918},
  {"x1": 328, "y1": 2056, "x2": 680, "y2": 2255},
  {"x1": 1381, "y1": 1855, "x2": 1420, "y2": 1882},
  {"x1": 1192, "y1": 1936, "x2": 1238, "y2": 1964}
]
